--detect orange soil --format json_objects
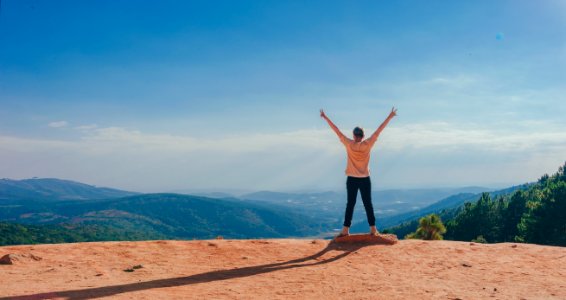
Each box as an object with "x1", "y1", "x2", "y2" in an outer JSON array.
[{"x1": 1, "y1": 239, "x2": 565, "y2": 299}]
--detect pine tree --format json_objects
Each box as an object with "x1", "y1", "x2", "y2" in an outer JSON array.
[{"x1": 405, "y1": 214, "x2": 446, "y2": 240}]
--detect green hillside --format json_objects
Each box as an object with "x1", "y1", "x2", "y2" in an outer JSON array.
[
  {"x1": 0, "y1": 222, "x2": 164, "y2": 246},
  {"x1": 444, "y1": 162, "x2": 566, "y2": 246},
  {"x1": 0, "y1": 193, "x2": 326, "y2": 245},
  {"x1": 387, "y1": 162, "x2": 566, "y2": 246},
  {"x1": 351, "y1": 185, "x2": 526, "y2": 233}
]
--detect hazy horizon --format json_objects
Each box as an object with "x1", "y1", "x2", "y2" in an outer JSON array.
[
  {"x1": 0, "y1": 175, "x2": 520, "y2": 195},
  {"x1": 1, "y1": 1, "x2": 565, "y2": 192}
]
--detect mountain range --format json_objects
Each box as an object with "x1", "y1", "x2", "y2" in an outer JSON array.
[
  {"x1": 0, "y1": 178, "x2": 137, "y2": 202},
  {"x1": 0, "y1": 177, "x2": 523, "y2": 244},
  {"x1": 233, "y1": 187, "x2": 491, "y2": 229},
  {"x1": 1, "y1": 200, "x2": 324, "y2": 242}
]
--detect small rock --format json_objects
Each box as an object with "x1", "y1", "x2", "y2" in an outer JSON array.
[
  {"x1": 29, "y1": 254, "x2": 42, "y2": 261},
  {"x1": 511, "y1": 244, "x2": 517, "y2": 248},
  {"x1": 0, "y1": 253, "x2": 41, "y2": 265},
  {"x1": 494, "y1": 288, "x2": 497, "y2": 292},
  {"x1": 242, "y1": 256, "x2": 249, "y2": 260},
  {"x1": 0, "y1": 254, "x2": 16, "y2": 265},
  {"x1": 462, "y1": 263, "x2": 472, "y2": 267},
  {"x1": 123, "y1": 264, "x2": 143, "y2": 272},
  {"x1": 95, "y1": 273, "x2": 103, "y2": 276}
]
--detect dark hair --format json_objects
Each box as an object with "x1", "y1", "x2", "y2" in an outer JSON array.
[{"x1": 353, "y1": 127, "x2": 364, "y2": 137}]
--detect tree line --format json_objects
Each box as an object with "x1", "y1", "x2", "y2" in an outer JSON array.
[
  {"x1": 0, "y1": 222, "x2": 161, "y2": 246},
  {"x1": 404, "y1": 162, "x2": 566, "y2": 246}
]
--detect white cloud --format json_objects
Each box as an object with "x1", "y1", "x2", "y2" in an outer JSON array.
[
  {"x1": 48, "y1": 121, "x2": 69, "y2": 128},
  {"x1": 76, "y1": 126, "x2": 338, "y2": 155},
  {"x1": 1, "y1": 121, "x2": 565, "y2": 192},
  {"x1": 381, "y1": 121, "x2": 566, "y2": 152}
]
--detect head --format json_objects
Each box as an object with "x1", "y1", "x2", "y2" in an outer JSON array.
[{"x1": 353, "y1": 126, "x2": 364, "y2": 142}]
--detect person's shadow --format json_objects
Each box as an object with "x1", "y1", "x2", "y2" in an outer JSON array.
[{"x1": 3, "y1": 240, "x2": 375, "y2": 300}]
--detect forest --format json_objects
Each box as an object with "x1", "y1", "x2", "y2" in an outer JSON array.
[{"x1": 400, "y1": 162, "x2": 566, "y2": 246}]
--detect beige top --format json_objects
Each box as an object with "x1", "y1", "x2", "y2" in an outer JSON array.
[{"x1": 338, "y1": 134, "x2": 378, "y2": 178}]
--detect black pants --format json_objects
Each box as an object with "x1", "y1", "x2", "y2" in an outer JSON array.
[{"x1": 343, "y1": 176, "x2": 376, "y2": 227}]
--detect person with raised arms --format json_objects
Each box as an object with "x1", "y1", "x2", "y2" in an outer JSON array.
[{"x1": 320, "y1": 107, "x2": 397, "y2": 237}]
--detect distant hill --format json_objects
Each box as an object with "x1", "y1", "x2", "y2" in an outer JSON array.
[
  {"x1": 0, "y1": 177, "x2": 523, "y2": 244},
  {"x1": 0, "y1": 178, "x2": 137, "y2": 202},
  {"x1": 0, "y1": 193, "x2": 326, "y2": 244},
  {"x1": 0, "y1": 178, "x2": 329, "y2": 243},
  {"x1": 239, "y1": 187, "x2": 492, "y2": 229},
  {"x1": 241, "y1": 187, "x2": 489, "y2": 209}
]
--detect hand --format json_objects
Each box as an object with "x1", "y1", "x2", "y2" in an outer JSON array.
[
  {"x1": 389, "y1": 107, "x2": 398, "y2": 118},
  {"x1": 320, "y1": 109, "x2": 327, "y2": 119}
]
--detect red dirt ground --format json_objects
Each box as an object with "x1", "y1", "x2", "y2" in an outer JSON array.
[{"x1": 1, "y1": 239, "x2": 565, "y2": 299}]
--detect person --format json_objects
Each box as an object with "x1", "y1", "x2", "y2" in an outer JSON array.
[{"x1": 320, "y1": 107, "x2": 397, "y2": 237}]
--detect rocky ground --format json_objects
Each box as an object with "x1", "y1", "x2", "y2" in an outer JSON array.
[{"x1": 1, "y1": 239, "x2": 565, "y2": 299}]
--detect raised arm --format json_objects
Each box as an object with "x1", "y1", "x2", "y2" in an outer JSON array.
[
  {"x1": 368, "y1": 107, "x2": 397, "y2": 142},
  {"x1": 320, "y1": 109, "x2": 347, "y2": 141}
]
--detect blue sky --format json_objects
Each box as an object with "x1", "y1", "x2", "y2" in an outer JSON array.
[{"x1": 1, "y1": 0, "x2": 565, "y2": 192}]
